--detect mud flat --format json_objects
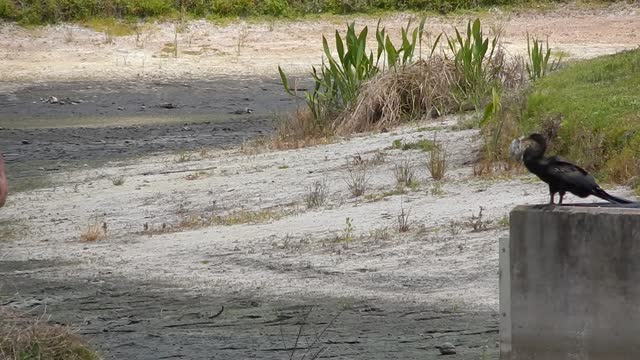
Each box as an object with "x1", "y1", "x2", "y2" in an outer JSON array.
[{"x1": 1, "y1": 4, "x2": 639, "y2": 359}]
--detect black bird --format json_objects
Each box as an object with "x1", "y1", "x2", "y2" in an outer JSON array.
[{"x1": 518, "y1": 133, "x2": 633, "y2": 205}]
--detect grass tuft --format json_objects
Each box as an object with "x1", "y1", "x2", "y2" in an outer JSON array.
[
  {"x1": 79, "y1": 221, "x2": 106, "y2": 242},
  {"x1": 0, "y1": 308, "x2": 99, "y2": 360},
  {"x1": 426, "y1": 141, "x2": 447, "y2": 181},
  {"x1": 305, "y1": 179, "x2": 328, "y2": 209}
]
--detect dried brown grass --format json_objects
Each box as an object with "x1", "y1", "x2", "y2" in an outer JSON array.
[
  {"x1": 426, "y1": 142, "x2": 447, "y2": 181},
  {"x1": 336, "y1": 58, "x2": 460, "y2": 135},
  {"x1": 79, "y1": 221, "x2": 106, "y2": 242},
  {"x1": 0, "y1": 307, "x2": 99, "y2": 360}
]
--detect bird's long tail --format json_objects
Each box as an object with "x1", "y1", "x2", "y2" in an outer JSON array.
[{"x1": 593, "y1": 187, "x2": 635, "y2": 204}]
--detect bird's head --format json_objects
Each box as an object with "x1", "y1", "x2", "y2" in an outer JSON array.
[{"x1": 509, "y1": 133, "x2": 548, "y2": 162}]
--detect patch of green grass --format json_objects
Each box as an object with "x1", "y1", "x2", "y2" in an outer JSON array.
[
  {"x1": 174, "y1": 150, "x2": 193, "y2": 163},
  {"x1": 364, "y1": 188, "x2": 405, "y2": 202},
  {"x1": 391, "y1": 139, "x2": 437, "y2": 152},
  {"x1": 9, "y1": 176, "x2": 51, "y2": 193},
  {"x1": 211, "y1": 208, "x2": 291, "y2": 226},
  {"x1": 520, "y1": 49, "x2": 640, "y2": 184},
  {"x1": 0, "y1": 219, "x2": 26, "y2": 242},
  {"x1": 0, "y1": 0, "x2": 575, "y2": 25},
  {"x1": 82, "y1": 18, "x2": 137, "y2": 36},
  {"x1": 497, "y1": 215, "x2": 509, "y2": 228}
]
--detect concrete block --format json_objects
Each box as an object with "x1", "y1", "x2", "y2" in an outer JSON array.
[{"x1": 501, "y1": 205, "x2": 640, "y2": 360}]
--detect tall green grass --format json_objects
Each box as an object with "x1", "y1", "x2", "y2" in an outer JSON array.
[
  {"x1": 525, "y1": 33, "x2": 562, "y2": 81},
  {"x1": 523, "y1": 49, "x2": 640, "y2": 182},
  {"x1": 278, "y1": 18, "x2": 432, "y2": 129},
  {"x1": 446, "y1": 18, "x2": 499, "y2": 108},
  {"x1": 0, "y1": 0, "x2": 574, "y2": 24},
  {"x1": 482, "y1": 49, "x2": 640, "y2": 185},
  {"x1": 274, "y1": 18, "x2": 519, "y2": 147}
]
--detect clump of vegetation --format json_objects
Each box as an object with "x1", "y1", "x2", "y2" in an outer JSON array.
[
  {"x1": 0, "y1": 0, "x2": 555, "y2": 25},
  {"x1": 80, "y1": 220, "x2": 106, "y2": 241},
  {"x1": 344, "y1": 163, "x2": 368, "y2": 197},
  {"x1": 481, "y1": 48, "x2": 640, "y2": 188},
  {"x1": 305, "y1": 179, "x2": 328, "y2": 209},
  {"x1": 394, "y1": 159, "x2": 416, "y2": 188},
  {"x1": 525, "y1": 33, "x2": 562, "y2": 81},
  {"x1": 0, "y1": 308, "x2": 99, "y2": 360},
  {"x1": 335, "y1": 217, "x2": 355, "y2": 242},
  {"x1": 392, "y1": 139, "x2": 437, "y2": 151},
  {"x1": 426, "y1": 141, "x2": 447, "y2": 180},
  {"x1": 468, "y1": 206, "x2": 488, "y2": 232},
  {"x1": 174, "y1": 150, "x2": 193, "y2": 163},
  {"x1": 276, "y1": 18, "x2": 516, "y2": 148},
  {"x1": 364, "y1": 188, "x2": 405, "y2": 202},
  {"x1": 111, "y1": 175, "x2": 125, "y2": 186},
  {"x1": 397, "y1": 206, "x2": 410, "y2": 233}
]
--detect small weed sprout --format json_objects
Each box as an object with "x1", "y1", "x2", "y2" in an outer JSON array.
[
  {"x1": 469, "y1": 206, "x2": 488, "y2": 232},
  {"x1": 372, "y1": 150, "x2": 386, "y2": 165},
  {"x1": 498, "y1": 215, "x2": 509, "y2": 228},
  {"x1": 111, "y1": 175, "x2": 125, "y2": 186},
  {"x1": 397, "y1": 206, "x2": 411, "y2": 233},
  {"x1": 340, "y1": 217, "x2": 355, "y2": 242},
  {"x1": 430, "y1": 181, "x2": 444, "y2": 196},
  {"x1": 236, "y1": 24, "x2": 249, "y2": 56},
  {"x1": 305, "y1": 179, "x2": 328, "y2": 209},
  {"x1": 175, "y1": 150, "x2": 192, "y2": 163},
  {"x1": 63, "y1": 26, "x2": 74, "y2": 43},
  {"x1": 448, "y1": 220, "x2": 462, "y2": 236}
]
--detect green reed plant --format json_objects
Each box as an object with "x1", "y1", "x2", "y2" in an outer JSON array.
[{"x1": 526, "y1": 33, "x2": 562, "y2": 81}]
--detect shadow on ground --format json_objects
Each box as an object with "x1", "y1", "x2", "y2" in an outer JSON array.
[{"x1": 0, "y1": 260, "x2": 499, "y2": 360}]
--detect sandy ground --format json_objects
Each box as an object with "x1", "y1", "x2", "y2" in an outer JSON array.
[
  {"x1": 1, "y1": 116, "x2": 635, "y2": 358},
  {"x1": 1, "y1": 3, "x2": 639, "y2": 358},
  {"x1": 0, "y1": 2, "x2": 639, "y2": 87}
]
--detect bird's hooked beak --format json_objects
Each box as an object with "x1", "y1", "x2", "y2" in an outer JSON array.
[{"x1": 509, "y1": 136, "x2": 533, "y2": 162}]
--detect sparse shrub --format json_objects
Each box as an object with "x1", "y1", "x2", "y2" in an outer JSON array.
[
  {"x1": 448, "y1": 220, "x2": 461, "y2": 236},
  {"x1": 397, "y1": 206, "x2": 410, "y2": 233},
  {"x1": 469, "y1": 206, "x2": 488, "y2": 232},
  {"x1": 305, "y1": 179, "x2": 328, "y2": 209},
  {"x1": 430, "y1": 181, "x2": 444, "y2": 196},
  {"x1": 80, "y1": 221, "x2": 106, "y2": 241},
  {"x1": 394, "y1": 159, "x2": 415, "y2": 187},
  {"x1": 174, "y1": 150, "x2": 192, "y2": 163},
  {"x1": 344, "y1": 163, "x2": 368, "y2": 197},
  {"x1": 337, "y1": 217, "x2": 355, "y2": 242},
  {"x1": 426, "y1": 142, "x2": 447, "y2": 180},
  {"x1": 371, "y1": 150, "x2": 386, "y2": 165}
]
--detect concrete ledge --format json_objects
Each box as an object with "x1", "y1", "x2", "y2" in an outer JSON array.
[{"x1": 500, "y1": 205, "x2": 640, "y2": 360}]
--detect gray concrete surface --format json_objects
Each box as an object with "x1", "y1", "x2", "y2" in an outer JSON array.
[{"x1": 501, "y1": 205, "x2": 640, "y2": 360}]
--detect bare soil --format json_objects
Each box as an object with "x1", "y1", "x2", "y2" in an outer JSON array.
[{"x1": 1, "y1": 3, "x2": 639, "y2": 359}]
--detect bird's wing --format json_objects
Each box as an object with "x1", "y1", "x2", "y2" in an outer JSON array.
[
  {"x1": 547, "y1": 157, "x2": 599, "y2": 194},
  {"x1": 548, "y1": 157, "x2": 590, "y2": 176}
]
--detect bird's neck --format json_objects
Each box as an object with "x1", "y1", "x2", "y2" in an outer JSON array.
[{"x1": 522, "y1": 147, "x2": 547, "y2": 174}]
